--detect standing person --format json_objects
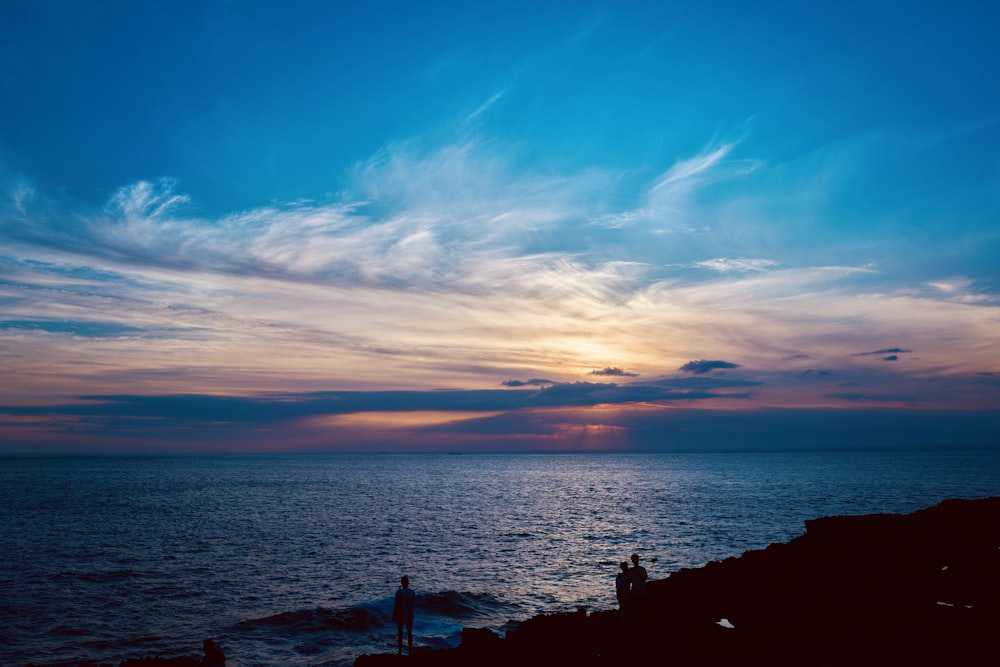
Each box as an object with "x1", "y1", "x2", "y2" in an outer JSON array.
[
  {"x1": 629, "y1": 553, "x2": 647, "y2": 593},
  {"x1": 628, "y1": 553, "x2": 648, "y2": 616},
  {"x1": 392, "y1": 575, "x2": 416, "y2": 655},
  {"x1": 615, "y1": 561, "x2": 631, "y2": 625}
]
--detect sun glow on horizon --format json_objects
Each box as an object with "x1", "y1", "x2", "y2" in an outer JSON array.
[
  {"x1": 1, "y1": 1, "x2": 998, "y2": 452},
  {"x1": 308, "y1": 410, "x2": 509, "y2": 429}
]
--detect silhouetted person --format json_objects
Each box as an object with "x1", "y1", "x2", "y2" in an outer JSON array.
[
  {"x1": 393, "y1": 575, "x2": 416, "y2": 655},
  {"x1": 201, "y1": 638, "x2": 225, "y2": 666},
  {"x1": 615, "y1": 561, "x2": 631, "y2": 626},
  {"x1": 629, "y1": 553, "x2": 648, "y2": 616}
]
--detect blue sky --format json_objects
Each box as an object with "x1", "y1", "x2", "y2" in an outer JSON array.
[{"x1": 1, "y1": 0, "x2": 999, "y2": 452}]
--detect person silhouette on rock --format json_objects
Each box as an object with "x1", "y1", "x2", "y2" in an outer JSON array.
[
  {"x1": 615, "y1": 561, "x2": 632, "y2": 625},
  {"x1": 392, "y1": 575, "x2": 416, "y2": 655},
  {"x1": 629, "y1": 553, "x2": 648, "y2": 616},
  {"x1": 201, "y1": 638, "x2": 225, "y2": 666}
]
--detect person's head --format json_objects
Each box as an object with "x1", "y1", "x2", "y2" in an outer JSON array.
[
  {"x1": 630, "y1": 553, "x2": 640, "y2": 566},
  {"x1": 620, "y1": 562, "x2": 629, "y2": 573},
  {"x1": 400, "y1": 575, "x2": 409, "y2": 588}
]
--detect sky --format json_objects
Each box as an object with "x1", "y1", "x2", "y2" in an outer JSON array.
[{"x1": 1, "y1": 0, "x2": 999, "y2": 452}]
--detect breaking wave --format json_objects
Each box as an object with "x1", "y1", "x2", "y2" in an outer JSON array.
[{"x1": 227, "y1": 590, "x2": 520, "y2": 665}]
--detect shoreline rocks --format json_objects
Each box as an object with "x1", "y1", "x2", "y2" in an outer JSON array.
[
  {"x1": 21, "y1": 639, "x2": 225, "y2": 667},
  {"x1": 356, "y1": 496, "x2": 1000, "y2": 666}
]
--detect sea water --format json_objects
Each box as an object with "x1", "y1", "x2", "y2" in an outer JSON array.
[{"x1": 2, "y1": 451, "x2": 999, "y2": 666}]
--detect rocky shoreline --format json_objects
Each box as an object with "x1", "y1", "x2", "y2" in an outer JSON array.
[
  {"x1": 357, "y1": 496, "x2": 1000, "y2": 666},
  {"x1": 20, "y1": 640, "x2": 226, "y2": 667},
  {"x1": 18, "y1": 497, "x2": 999, "y2": 667}
]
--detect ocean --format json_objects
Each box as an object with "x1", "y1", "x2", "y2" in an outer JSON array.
[{"x1": 2, "y1": 451, "x2": 999, "y2": 666}]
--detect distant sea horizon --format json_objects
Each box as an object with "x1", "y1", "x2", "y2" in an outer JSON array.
[
  {"x1": 3, "y1": 449, "x2": 999, "y2": 666},
  {"x1": 5, "y1": 437, "x2": 1000, "y2": 457}
]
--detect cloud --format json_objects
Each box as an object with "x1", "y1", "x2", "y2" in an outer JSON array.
[
  {"x1": 106, "y1": 178, "x2": 190, "y2": 220},
  {"x1": 974, "y1": 374, "x2": 1000, "y2": 389},
  {"x1": 826, "y1": 392, "x2": 919, "y2": 403},
  {"x1": 532, "y1": 381, "x2": 618, "y2": 404},
  {"x1": 0, "y1": 319, "x2": 143, "y2": 338},
  {"x1": 0, "y1": 380, "x2": 746, "y2": 440},
  {"x1": 852, "y1": 348, "x2": 913, "y2": 357},
  {"x1": 502, "y1": 378, "x2": 555, "y2": 387},
  {"x1": 6, "y1": 178, "x2": 36, "y2": 217},
  {"x1": 3, "y1": 134, "x2": 1000, "y2": 422},
  {"x1": 589, "y1": 367, "x2": 638, "y2": 377},
  {"x1": 695, "y1": 258, "x2": 778, "y2": 273},
  {"x1": 587, "y1": 140, "x2": 762, "y2": 233},
  {"x1": 650, "y1": 376, "x2": 762, "y2": 390},
  {"x1": 8, "y1": 397, "x2": 997, "y2": 452},
  {"x1": 465, "y1": 91, "x2": 506, "y2": 123},
  {"x1": 650, "y1": 143, "x2": 734, "y2": 193},
  {"x1": 642, "y1": 140, "x2": 763, "y2": 224},
  {"x1": 678, "y1": 359, "x2": 741, "y2": 374}
]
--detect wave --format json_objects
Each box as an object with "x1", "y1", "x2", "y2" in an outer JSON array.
[
  {"x1": 225, "y1": 589, "x2": 522, "y2": 663},
  {"x1": 234, "y1": 606, "x2": 385, "y2": 635},
  {"x1": 235, "y1": 590, "x2": 517, "y2": 634},
  {"x1": 416, "y1": 590, "x2": 518, "y2": 622}
]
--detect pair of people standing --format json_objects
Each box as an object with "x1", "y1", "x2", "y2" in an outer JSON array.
[
  {"x1": 615, "y1": 553, "x2": 648, "y2": 622},
  {"x1": 391, "y1": 575, "x2": 416, "y2": 655}
]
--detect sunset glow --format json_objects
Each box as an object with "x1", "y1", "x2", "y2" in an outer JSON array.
[{"x1": 1, "y1": 1, "x2": 998, "y2": 451}]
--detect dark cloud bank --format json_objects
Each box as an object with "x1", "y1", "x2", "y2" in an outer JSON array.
[
  {"x1": 589, "y1": 367, "x2": 638, "y2": 377},
  {"x1": 1, "y1": 377, "x2": 998, "y2": 453},
  {"x1": 678, "y1": 359, "x2": 741, "y2": 374}
]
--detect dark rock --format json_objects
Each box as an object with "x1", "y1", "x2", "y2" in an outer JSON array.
[
  {"x1": 117, "y1": 638, "x2": 224, "y2": 667},
  {"x1": 459, "y1": 627, "x2": 501, "y2": 650},
  {"x1": 117, "y1": 658, "x2": 201, "y2": 667}
]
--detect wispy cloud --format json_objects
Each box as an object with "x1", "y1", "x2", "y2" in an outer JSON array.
[
  {"x1": 0, "y1": 319, "x2": 143, "y2": 337},
  {"x1": 650, "y1": 143, "x2": 734, "y2": 193},
  {"x1": 852, "y1": 348, "x2": 913, "y2": 357},
  {"x1": 695, "y1": 258, "x2": 779, "y2": 273},
  {"x1": 106, "y1": 178, "x2": 190, "y2": 220},
  {"x1": 6, "y1": 179, "x2": 35, "y2": 218},
  {"x1": 2, "y1": 135, "x2": 999, "y2": 417},
  {"x1": 466, "y1": 91, "x2": 506, "y2": 123}
]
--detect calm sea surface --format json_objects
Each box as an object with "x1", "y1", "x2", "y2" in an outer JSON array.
[{"x1": 2, "y1": 451, "x2": 999, "y2": 666}]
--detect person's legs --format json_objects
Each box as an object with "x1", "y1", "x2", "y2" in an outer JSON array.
[
  {"x1": 405, "y1": 620, "x2": 413, "y2": 654},
  {"x1": 397, "y1": 622, "x2": 403, "y2": 655}
]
